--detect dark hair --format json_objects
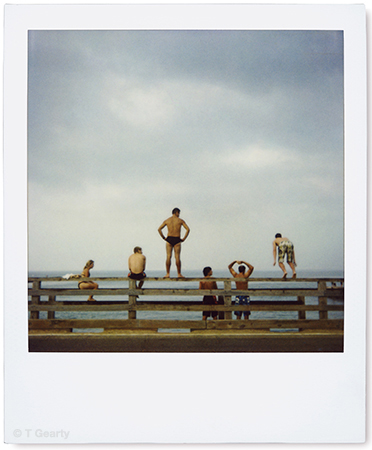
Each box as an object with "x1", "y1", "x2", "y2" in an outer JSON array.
[
  {"x1": 133, "y1": 247, "x2": 142, "y2": 253},
  {"x1": 203, "y1": 266, "x2": 212, "y2": 276},
  {"x1": 238, "y1": 265, "x2": 246, "y2": 273},
  {"x1": 275, "y1": 233, "x2": 282, "y2": 238},
  {"x1": 172, "y1": 207, "x2": 180, "y2": 215}
]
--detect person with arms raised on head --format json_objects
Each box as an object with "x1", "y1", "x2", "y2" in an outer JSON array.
[
  {"x1": 273, "y1": 233, "x2": 297, "y2": 279},
  {"x1": 128, "y1": 246, "x2": 146, "y2": 289},
  {"x1": 228, "y1": 260, "x2": 254, "y2": 320},
  {"x1": 78, "y1": 259, "x2": 99, "y2": 301},
  {"x1": 158, "y1": 207, "x2": 190, "y2": 278}
]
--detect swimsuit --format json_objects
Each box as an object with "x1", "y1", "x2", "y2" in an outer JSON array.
[
  {"x1": 202, "y1": 295, "x2": 218, "y2": 318},
  {"x1": 278, "y1": 240, "x2": 294, "y2": 263},
  {"x1": 234, "y1": 295, "x2": 251, "y2": 318},
  {"x1": 78, "y1": 280, "x2": 95, "y2": 288},
  {"x1": 166, "y1": 236, "x2": 182, "y2": 247},
  {"x1": 128, "y1": 272, "x2": 146, "y2": 280},
  {"x1": 78, "y1": 271, "x2": 93, "y2": 288}
]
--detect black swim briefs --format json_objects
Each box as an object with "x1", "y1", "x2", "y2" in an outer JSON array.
[
  {"x1": 128, "y1": 272, "x2": 146, "y2": 280},
  {"x1": 166, "y1": 236, "x2": 182, "y2": 247}
]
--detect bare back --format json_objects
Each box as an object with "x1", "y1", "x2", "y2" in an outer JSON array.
[
  {"x1": 81, "y1": 267, "x2": 90, "y2": 278},
  {"x1": 234, "y1": 272, "x2": 248, "y2": 290},
  {"x1": 128, "y1": 253, "x2": 146, "y2": 274},
  {"x1": 199, "y1": 280, "x2": 217, "y2": 290},
  {"x1": 164, "y1": 215, "x2": 185, "y2": 237},
  {"x1": 274, "y1": 237, "x2": 289, "y2": 247}
]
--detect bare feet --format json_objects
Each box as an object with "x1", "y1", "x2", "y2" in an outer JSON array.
[
  {"x1": 282, "y1": 273, "x2": 287, "y2": 280},
  {"x1": 163, "y1": 274, "x2": 170, "y2": 279},
  {"x1": 292, "y1": 273, "x2": 297, "y2": 279},
  {"x1": 177, "y1": 274, "x2": 185, "y2": 278},
  {"x1": 87, "y1": 297, "x2": 96, "y2": 301}
]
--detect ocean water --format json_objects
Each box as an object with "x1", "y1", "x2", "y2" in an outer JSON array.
[{"x1": 29, "y1": 269, "x2": 344, "y2": 327}]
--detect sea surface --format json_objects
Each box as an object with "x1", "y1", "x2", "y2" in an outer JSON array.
[{"x1": 29, "y1": 269, "x2": 344, "y2": 329}]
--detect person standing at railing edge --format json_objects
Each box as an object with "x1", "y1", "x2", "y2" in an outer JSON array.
[
  {"x1": 200, "y1": 266, "x2": 218, "y2": 320},
  {"x1": 158, "y1": 207, "x2": 190, "y2": 278},
  {"x1": 128, "y1": 247, "x2": 146, "y2": 289},
  {"x1": 273, "y1": 233, "x2": 297, "y2": 279},
  {"x1": 228, "y1": 260, "x2": 254, "y2": 320}
]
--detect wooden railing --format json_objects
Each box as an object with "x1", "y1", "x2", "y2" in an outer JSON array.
[{"x1": 28, "y1": 277, "x2": 344, "y2": 333}]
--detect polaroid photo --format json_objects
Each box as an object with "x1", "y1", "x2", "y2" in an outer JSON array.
[{"x1": 3, "y1": 3, "x2": 366, "y2": 444}]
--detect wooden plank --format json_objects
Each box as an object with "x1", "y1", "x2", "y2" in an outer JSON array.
[
  {"x1": 47, "y1": 296, "x2": 56, "y2": 319},
  {"x1": 128, "y1": 279, "x2": 137, "y2": 320},
  {"x1": 28, "y1": 287, "x2": 344, "y2": 299},
  {"x1": 29, "y1": 318, "x2": 343, "y2": 331},
  {"x1": 30, "y1": 280, "x2": 41, "y2": 319},
  {"x1": 29, "y1": 319, "x2": 207, "y2": 330},
  {"x1": 28, "y1": 303, "x2": 344, "y2": 312},
  {"x1": 224, "y1": 281, "x2": 232, "y2": 320},
  {"x1": 206, "y1": 319, "x2": 344, "y2": 330},
  {"x1": 28, "y1": 276, "x2": 344, "y2": 283},
  {"x1": 29, "y1": 332, "x2": 344, "y2": 352},
  {"x1": 318, "y1": 281, "x2": 328, "y2": 320},
  {"x1": 298, "y1": 296, "x2": 306, "y2": 320}
]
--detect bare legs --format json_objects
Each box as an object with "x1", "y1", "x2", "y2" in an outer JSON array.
[
  {"x1": 203, "y1": 314, "x2": 218, "y2": 320},
  {"x1": 279, "y1": 261, "x2": 297, "y2": 279},
  {"x1": 278, "y1": 262, "x2": 288, "y2": 279},
  {"x1": 164, "y1": 242, "x2": 184, "y2": 278},
  {"x1": 288, "y1": 262, "x2": 297, "y2": 278},
  {"x1": 164, "y1": 243, "x2": 172, "y2": 278},
  {"x1": 79, "y1": 281, "x2": 99, "y2": 301}
]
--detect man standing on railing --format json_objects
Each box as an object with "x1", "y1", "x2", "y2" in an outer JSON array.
[
  {"x1": 272, "y1": 233, "x2": 297, "y2": 279},
  {"x1": 158, "y1": 207, "x2": 190, "y2": 278},
  {"x1": 128, "y1": 247, "x2": 146, "y2": 288},
  {"x1": 228, "y1": 260, "x2": 254, "y2": 320}
]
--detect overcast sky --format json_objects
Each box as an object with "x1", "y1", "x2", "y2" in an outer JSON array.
[{"x1": 27, "y1": 30, "x2": 344, "y2": 274}]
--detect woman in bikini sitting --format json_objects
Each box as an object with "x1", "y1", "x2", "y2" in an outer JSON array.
[{"x1": 78, "y1": 259, "x2": 99, "y2": 301}]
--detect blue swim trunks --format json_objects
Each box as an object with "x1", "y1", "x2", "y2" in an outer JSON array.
[{"x1": 234, "y1": 295, "x2": 251, "y2": 317}]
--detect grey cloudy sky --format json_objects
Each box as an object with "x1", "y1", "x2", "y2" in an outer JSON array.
[{"x1": 28, "y1": 30, "x2": 344, "y2": 273}]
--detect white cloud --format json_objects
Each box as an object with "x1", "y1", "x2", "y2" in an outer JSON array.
[
  {"x1": 220, "y1": 145, "x2": 300, "y2": 170},
  {"x1": 106, "y1": 81, "x2": 175, "y2": 129}
]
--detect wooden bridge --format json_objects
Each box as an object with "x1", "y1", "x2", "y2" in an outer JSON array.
[{"x1": 28, "y1": 276, "x2": 344, "y2": 352}]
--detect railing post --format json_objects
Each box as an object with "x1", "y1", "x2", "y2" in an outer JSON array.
[
  {"x1": 298, "y1": 296, "x2": 305, "y2": 320},
  {"x1": 48, "y1": 295, "x2": 56, "y2": 319},
  {"x1": 224, "y1": 281, "x2": 232, "y2": 320},
  {"x1": 128, "y1": 279, "x2": 137, "y2": 319},
  {"x1": 31, "y1": 280, "x2": 41, "y2": 319},
  {"x1": 318, "y1": 281, "x2": 328, "y2": 320},
  {"x1": 297, "y1": 295, "x2": 305, "y2": 332}
]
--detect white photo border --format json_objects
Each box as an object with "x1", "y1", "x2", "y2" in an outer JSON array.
[{"x1": 4, "y1": 3, "x2": 366, "y2": 444}]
